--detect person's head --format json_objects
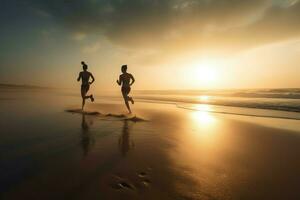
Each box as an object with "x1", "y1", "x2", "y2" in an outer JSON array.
[
  {"x1": 121, "y1": 65, "x2": 127, "y2": 73},
  {"x1": 81, "y1": 61, "x2": 88, "y2": 71}
]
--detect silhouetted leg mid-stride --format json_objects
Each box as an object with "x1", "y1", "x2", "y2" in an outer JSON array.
[
  {"x1": 81, "y1": 84, "x2": 94, "y2": 110},
  {"x1": 121, "y1": 87, "x2": 134, "y2": 113}
]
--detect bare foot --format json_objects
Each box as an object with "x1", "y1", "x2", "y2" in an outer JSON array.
[{"x1": 90, "y1": 95, "x2": 94, "y2": 102}]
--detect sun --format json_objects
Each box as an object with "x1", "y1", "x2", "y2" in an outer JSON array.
[
  {"x1": 197, "y1": 66, "x2": 217, "y2": 84},
  {"x1": 188, "y1": 59, "x2": 220, "y2": 88}
]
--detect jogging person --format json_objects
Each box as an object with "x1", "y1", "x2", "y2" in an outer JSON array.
[{"x1": 77, "y1": 61, "x2": 95, "y2": 110}]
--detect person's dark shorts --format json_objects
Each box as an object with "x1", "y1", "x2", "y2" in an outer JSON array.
[
  {"x1": 81, "y1": 84, "x2": 90, "y2": 93},
  {"x1": 121, "y1": 87, "x2": 131, "y2": 96}
]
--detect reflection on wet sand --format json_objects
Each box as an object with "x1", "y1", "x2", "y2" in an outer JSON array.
[
  {"x1": 80, "y1": 113, "x2": 95, "y2": 157},
  {"x1": 166, "y1": 108, "x2": 230, "y2": 199},
  {"x1": 191, "y1": 104, "x2": 217, "y2": 131},
  {"x1": 119, "y1": 120, "x2": 134, "y2": 156}
]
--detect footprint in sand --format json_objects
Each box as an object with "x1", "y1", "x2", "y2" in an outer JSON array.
[
  {"x1": 118, "y1": 181, "x2": 135, "y2": 190},
  {"x1": 138, "y1": 172, "x2": 147, "y2": 178},
  {"x1": 111, "y1": 175, "x2": 135, "y2": 191},
  {"x1": 112, "y1": 180, "x2": 135, "y2": 191},
  {"x1": 141, "y1": 179, "x2": 151, "y2": 187},
  {"x1": 111, "y1": 170, "x2": 152, "y2": 191},
  {"x1": 137, "y1": 171, "x2": 152, "y2": 187}
]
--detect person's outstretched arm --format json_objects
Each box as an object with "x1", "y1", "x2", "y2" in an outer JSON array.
[
  {"x1": 116, "y1": 75, "x2": 122, "y2": 86},
  {"x1": 89, "y1": 73, "x2": 95, "y2": 84},
  {"x1": 130, "y1": 74, "x2": 135, "y2": 86},
  {"x1": 77, "y1": 72, "x2": 82, "y2": 82}
]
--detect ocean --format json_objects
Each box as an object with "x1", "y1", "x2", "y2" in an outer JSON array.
[
  {"x1": 1, "y1": 85, "x2": 300, "y2": 120},
  {"x1": 130, "y1": 88, "x2": 300, "y2": 119}
]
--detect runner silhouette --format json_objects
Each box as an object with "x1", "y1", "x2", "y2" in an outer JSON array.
[
  {"x1": 77, "y1": 61, "x2": 95, "y2": 110},
  {"x1": 117, "y1": 65, "x2": 135, "y2": 113}
]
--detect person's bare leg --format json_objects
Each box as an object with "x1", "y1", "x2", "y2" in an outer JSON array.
[
  {"x1": 84, "y1": 87, "x2": 94, "y2": 102},
  {"x1": 82, "y1": 98, "x2": 85, "y2": 110},
  {"x1": 81, "y1": 90, "x2": 85, "y2": 110},
  {"x1": 128, "y1": 96, "x2": 134, "y2": 104},
  {"x1": 122, "y1": 94, "x2": 131, "y2": 113},
  {"x1": 124, "y1": 99, "x2": 131, "y2": 113},
  {"x1": 81, "y1": 89, "x2": 89, "y2": 110},
  {"x1": 122, "y1": 89, "x2": 132, "y2": 113},
  {"x1": 127, "y1": 89, "x2": 134, "y2": 104}
]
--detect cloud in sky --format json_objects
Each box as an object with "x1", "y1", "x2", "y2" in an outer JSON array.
[
  {"x1": 82, "y1": 42, "x2": 101, "y2": 53},
  {"x1": 71, "y1": 32, "x2": 87, "y2": 41},
  {"x1": 25, "y1": 0, "x2": 300, "y2": 52}
]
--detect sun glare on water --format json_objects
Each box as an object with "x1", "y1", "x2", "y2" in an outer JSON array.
[
  {"x1": 191, "y1": 104, "x2": 216, "y2": 126},
  {"x1": 198, "y1": 95, "x2": 210, "y2": 102}
]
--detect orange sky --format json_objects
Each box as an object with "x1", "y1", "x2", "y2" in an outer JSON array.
[{"x1": 0, "y1": 0, "x2": 299, "y2": 90}]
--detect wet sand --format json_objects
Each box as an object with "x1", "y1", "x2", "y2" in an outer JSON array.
[{"x1": 1, "y1": 91, "x2": 300, "y2": 200}]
